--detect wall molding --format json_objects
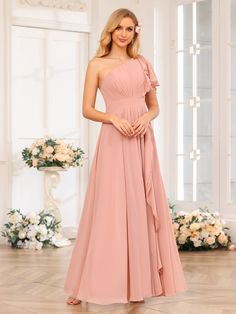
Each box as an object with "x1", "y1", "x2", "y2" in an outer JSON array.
[
  {"x1": 19, "y1": 0, "x2": 87, "y2": 11},
  {"x1": 12, "y1": 17, "x2": 91, "y2": 32}
]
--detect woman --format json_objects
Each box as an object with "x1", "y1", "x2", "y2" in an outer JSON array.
[{"x1": 64, "y1": 8, "x2": 187, "y2": 305}]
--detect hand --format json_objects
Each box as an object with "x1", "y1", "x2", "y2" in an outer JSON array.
[
  {"x1": 110, "y1": 115, "x2": 135, "y2": 137},
  {"x1": 132, "y1": 113, "x2": 151, "y2": 137}
]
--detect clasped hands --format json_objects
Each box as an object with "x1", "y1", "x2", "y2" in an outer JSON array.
[{"x1": 111, "y1": 113, "x2": 151, "y2": 137}]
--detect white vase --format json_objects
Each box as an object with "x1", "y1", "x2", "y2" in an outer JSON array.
[{"x1": 38, "y1": 166, "x2": 71, "y2": 247}]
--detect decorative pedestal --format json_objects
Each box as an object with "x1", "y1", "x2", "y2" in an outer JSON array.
[{"x1": 39, "y1": 166, "x2": 71, "y2": 247}]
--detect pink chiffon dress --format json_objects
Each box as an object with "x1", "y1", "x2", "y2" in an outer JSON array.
[{"x1": 64, "y1": 54, "x2": 187, "y2": 304}]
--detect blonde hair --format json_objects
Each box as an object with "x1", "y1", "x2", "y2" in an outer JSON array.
[{"x1": 96, "y1": 8, "x2": 140, "y2": 58}]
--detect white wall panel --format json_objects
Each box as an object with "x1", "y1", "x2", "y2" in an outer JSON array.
[
  {"x1": 46, "y1": 30, "x2": 84, "y2": 136},
  {"x1": 12, "y1": 27, "x2": 45, "y2": 137}
]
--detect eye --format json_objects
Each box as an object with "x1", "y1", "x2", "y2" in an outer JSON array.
[
  {"x1": 128, "y1": 27, "x2": 134, "y2": 32},
  {"x1": 116, "y1": 25, "x2": 121, "y2": 30}
]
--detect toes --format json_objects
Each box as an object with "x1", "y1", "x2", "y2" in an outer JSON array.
[
  {"x1": 72, "y1": 299, "x2": 81, "y2": 305},
  {"x1": 66, "y1": 297, "x2": 74, "y2": 304}
]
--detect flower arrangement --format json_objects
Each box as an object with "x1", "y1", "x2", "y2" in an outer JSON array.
[
  {"x1": 170, "y1": 205, "x2": 235, "y2": 251},
  {"x1": 1, "y1": 208, "x2": 61, "y2": 250},
  {"x1": 22, "y1": 136, "x2": 86, "y2": 170}
]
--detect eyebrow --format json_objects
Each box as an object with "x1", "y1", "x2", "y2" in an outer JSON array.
[{"x1": 118, "y1": 25, "x2": 134, "y2": 28}]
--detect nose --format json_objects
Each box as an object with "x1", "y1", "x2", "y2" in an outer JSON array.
[{"x1": 121, "y1": 28, "x2": 127, "y2": 37}]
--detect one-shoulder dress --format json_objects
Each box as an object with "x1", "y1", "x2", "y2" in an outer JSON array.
[{"x1": 64, "y1": 54, "x2": 187, "y2": 304}]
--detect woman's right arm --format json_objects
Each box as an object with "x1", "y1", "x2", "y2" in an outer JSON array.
[
  {"x1": 82, "y1": 58, "x2": 135, "y2": 137},
  {"x1": 82, "y1": 58, "x2": 113, "y2": 124}
]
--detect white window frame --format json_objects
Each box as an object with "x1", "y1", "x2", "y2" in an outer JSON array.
[{"x1": 168, "y1": 0, "x2": 236, "y2": 218}]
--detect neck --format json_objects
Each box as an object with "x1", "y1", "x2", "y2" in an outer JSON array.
[{"x1": 108, "y1": 44, "x2": 129, "y2": 59}]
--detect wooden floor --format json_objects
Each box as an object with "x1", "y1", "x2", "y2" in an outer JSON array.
[{"x1": 0, "y1": 241, "x2": 236, "y2": 314}]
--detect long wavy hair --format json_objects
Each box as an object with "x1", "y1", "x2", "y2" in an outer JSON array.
[{"x1": 96, "y1": 8, "x2": 140, "y2": 58}]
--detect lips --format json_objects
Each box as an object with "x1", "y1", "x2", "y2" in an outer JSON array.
[{"x1": 119, "y1": 39, "x2": 127, "y2": 42}]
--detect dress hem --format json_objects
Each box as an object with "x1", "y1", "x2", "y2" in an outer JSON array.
[{"x1": 64, "y1": 287, "x2": 188, "y2": 305}]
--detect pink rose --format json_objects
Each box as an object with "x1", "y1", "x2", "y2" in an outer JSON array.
[
  {"x1": 135, "y1": 23, "x2": 142, "y2": 34},
  {"x1": 54, "y1": 153, "x2": 67, "y2": 162},
  {"x1": 45, "y1": 146, "x2": 54, "y2": 154}
]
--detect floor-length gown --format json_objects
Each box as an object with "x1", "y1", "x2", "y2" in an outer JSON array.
[{"x1": 64, "y1": 54, "x2": 187, "y2": 305}]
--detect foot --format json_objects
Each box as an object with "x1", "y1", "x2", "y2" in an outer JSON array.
[
  {"x1": 66, "y1": 297, "x2": 81, "y2": 305},
  {"x1": 130, "y1": 300, "x2": 145, "y2": 303}
]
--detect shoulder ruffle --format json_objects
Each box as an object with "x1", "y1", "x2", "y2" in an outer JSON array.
[{"x1": 137, "y1": 55, "x2": 160, "y2": 92}]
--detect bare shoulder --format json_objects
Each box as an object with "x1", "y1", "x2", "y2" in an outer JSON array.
[
  {"x1": 87, "y1": 57, "x2": 100, "y2": 72},
  {"x1": 87, "y1": 57, "x2": 104, "y2": 73}
]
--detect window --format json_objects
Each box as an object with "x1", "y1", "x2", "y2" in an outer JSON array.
[
  {"x1": 177, "y1": 0, "x2": 213, "y2": 203},
  {"x1": 174, "y1": 0, "x2": 236, "y2": 218}
]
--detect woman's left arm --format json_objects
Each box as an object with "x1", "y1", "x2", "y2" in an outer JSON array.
[
  {"x1": 145, "y1": 88, "x2": 160, "y2": 120},
  {"x1": 132, "y1": 88, "x2": 160, "y2": 137}
]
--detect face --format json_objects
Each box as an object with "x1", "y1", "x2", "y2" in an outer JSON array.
[{"x1": 111, "y1": 17, "x2": 135, "y2": 48}]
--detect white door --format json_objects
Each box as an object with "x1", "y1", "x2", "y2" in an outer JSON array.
[{"x1": 11, "y1": 26, "x2": 89, "y2": 233}]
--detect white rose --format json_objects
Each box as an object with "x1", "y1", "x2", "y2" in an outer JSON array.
[
  {"x1": 205, "y1": 236, "x2": 216, "y2": 245},
  {"x1": 39, "y1": 224, "x2": 47, "y2": 236},
  {"x1": 193, "y1": 240, "x2": 202, "y2": 247},
  {"x1": 27, "y1": 212, "x2": 40, "y2": 225},
  {"x1": 9, "y1": 212, "x2": 22, "y2": 224},
  {"x1": 180, "y1": 225, "x2": 188, "y2": 232},
  {"x1": 178, "y1": 234, "x2": 187, "y2": 244},
  {"x1": 190, "y1": 235, "x2": 199, "y2": 242},
  {"x1": 200, "y1": 230, "x2": 209, "y2": 238},
  {"x1": 18, "y1": 230, "x2": 26, "y2": 239},
  {"x1": 190, "y1": 223, "x2": 201, "y2": 231},
  {"x1": 17, "y1": 240, "x2": 24, "y2": 248},
  {"x1": 27, "y1": 229, "x2": 37, "y2": 239}
]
